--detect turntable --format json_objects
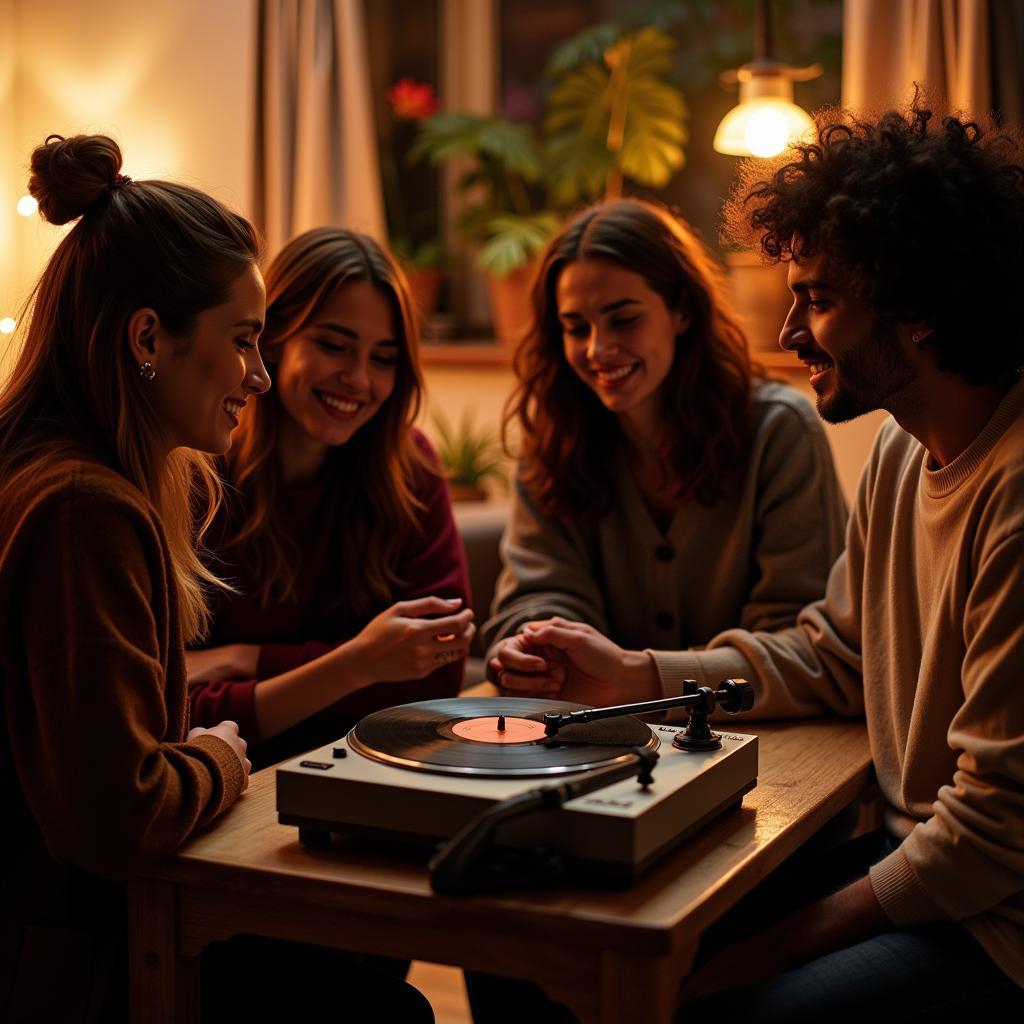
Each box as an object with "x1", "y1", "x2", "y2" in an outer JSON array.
[{"x1": 276, "y1": 682, "x2": 758, "y2": 890}]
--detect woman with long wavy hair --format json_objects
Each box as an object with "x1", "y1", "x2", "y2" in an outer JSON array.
[
  {"x1": 187, "y1": 228, "x2": 472, "y2": 769},
  {"x1": 482, "y1": 197, "x2": 847, "y2": 706}
]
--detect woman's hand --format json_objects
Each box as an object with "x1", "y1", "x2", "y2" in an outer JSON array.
[
  {"x1": 185, "y1": 644, "x2": 261, "y2": 684},
  {"x1": 346, "y1": 597, "x2": 476, "y2": 687},
  {"x1": 186, "y1": 719, "x2": 251, "y2": 790},
  {"x1": 492, "y1": 617, "x2": 660, "y2": 705}
]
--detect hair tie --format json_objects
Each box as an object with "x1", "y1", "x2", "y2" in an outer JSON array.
[{"x1": 108, "y1": 174, "x2": 133, "y2": 193}]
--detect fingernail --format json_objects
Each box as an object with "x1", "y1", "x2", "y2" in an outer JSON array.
[{"x1": 446, "y1": 597, "x2": 461, "y2": 604}]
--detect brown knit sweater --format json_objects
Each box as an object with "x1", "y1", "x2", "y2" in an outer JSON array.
[
  {"x1": 0, "y1": 452, "x2": 246, "y2": 1018},
  {"x1": 650, "y1": 375, "x2": 1024, "y2": 986}
]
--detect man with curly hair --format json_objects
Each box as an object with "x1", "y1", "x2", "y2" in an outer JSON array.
[{"x1": 496, "y1": 102, "x2": 1024, "y2": 1018}]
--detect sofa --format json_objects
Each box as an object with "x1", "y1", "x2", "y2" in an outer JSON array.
[{"x1": 452, "y1": 500, "x2": 509, "y2": 685}]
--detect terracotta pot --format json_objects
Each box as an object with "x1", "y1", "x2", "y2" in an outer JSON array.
[
  {"x1": 405, "y1": 266, "x2": 444, "y2": 319},
  {"x1": 485, "y1": 259, "x2": 540, "y2": 348},
  {"x1": 448, "y1": 482, "x2": 490, "y2": 502}
]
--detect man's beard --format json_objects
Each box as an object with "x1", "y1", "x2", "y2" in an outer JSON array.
[{"x1": 817, "y1": 321, "x2": 915, "y2": 424}]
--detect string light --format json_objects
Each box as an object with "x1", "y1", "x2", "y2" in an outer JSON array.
[
  {"x1": 16, "y1": 195, "x2": 38, "y2": 217},
  {"x1": 0, "y1": 317, "x2": 16, "y2": 335}
]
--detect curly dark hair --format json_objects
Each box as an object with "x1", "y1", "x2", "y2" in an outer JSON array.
[
  {"x1": 723, "y1": 100, "x2": 1024, "y2": 385},
  {"x1": 506, "y1": 198, "x2": 756, "y2": 522}
]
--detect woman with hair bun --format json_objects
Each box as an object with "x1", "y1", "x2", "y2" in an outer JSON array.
[
  {"x1": 187, "y1": 227, "x2": 473, "y2": 770},
  {"x1": 0, "y1": 137, "x2": 432, "y2": 1021},
  {"x1": 483, "y1": 198, "x2": 847, "y2": 706}
]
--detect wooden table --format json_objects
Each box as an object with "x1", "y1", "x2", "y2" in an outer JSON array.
[{"x1": 128, "y1": 719, "x2": 871, "y2": 1023}]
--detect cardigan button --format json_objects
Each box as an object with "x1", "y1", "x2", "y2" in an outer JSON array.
[
  {"x1": 654, "y1": 542, "x2": 674, "y2": 562},
  {"x1": 655, "y1": 611, "x2": 675, "y2": 630}
]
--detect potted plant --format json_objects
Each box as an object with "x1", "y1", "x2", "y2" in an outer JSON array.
[
  {"x1": 409, "y1": 113, "x2": 559, "y2": 345},
  {"x1": 430, "y1": 409, "x2": 506, "y2": 502},
  {"x1": 408, "y1": 23, "x2": 687, "y2": 343}
]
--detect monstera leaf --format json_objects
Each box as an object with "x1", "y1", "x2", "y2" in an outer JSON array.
[
  {"x1": 544, "y1": 26, "x2": 687, "y2": 205},
  {"x1": 478, "y1": 212, "x2": 561, "y2": 277}
]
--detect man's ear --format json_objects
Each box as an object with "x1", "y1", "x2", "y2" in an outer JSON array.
[
  {"x1": 909, "y1": 323, "x2": 934, "y2": 345},
  {"x1": 126, "y1": 308, "x2": 161, "y2": 369}
]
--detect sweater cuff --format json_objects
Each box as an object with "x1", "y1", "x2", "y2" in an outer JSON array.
[
  {"x1": 189, "y1": 733, "x2": 246, "y2": 814},
  {"x1": 647, "y1": 647, "x2": 756, "y2": 695},
  {"x1": 646, "y1": 650, "x2": 706, "y2": 696},
  {"x1": 868, "y1": 846, "x2": 949, "y2": 926}
]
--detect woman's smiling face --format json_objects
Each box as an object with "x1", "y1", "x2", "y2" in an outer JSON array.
[
  {"x1": 557, "y1": 258, "x2": 687, "y2": 424},
  {"x1": 149, "y1": 262, "x2": 269, "y2": 454},
  {"x1": 272, "y1": 279, "x2": 401, "y2": 451}
]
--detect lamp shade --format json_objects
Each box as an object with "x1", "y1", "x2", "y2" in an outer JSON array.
[{"x1": 713, "y1": 95, "x2": 815, "y2": 157}]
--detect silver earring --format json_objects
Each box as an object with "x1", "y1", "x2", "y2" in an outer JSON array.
[
  {"x1": 912, "y1": 330, "x2": 929, "y2": 344},
  {"x1": 139, "y1": 361, "x2": 156, "y2": 381}
]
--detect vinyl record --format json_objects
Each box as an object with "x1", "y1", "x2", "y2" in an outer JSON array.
[{"x1": 347, "y1": 697, "x2": 658, "y2": 778}]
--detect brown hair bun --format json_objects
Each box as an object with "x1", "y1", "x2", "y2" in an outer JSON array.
[{"x1": 28, "y1": 133, "x2": 123, "y2": 225}]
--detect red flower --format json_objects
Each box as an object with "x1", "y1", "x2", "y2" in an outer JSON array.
[{"x1": 387, "y1": 78, "x2": 439, "y2": 121}]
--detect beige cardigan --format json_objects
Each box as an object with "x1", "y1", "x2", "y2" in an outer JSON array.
[{"x1": 484, "y1": 381, "x2": 847, "y2": 664}]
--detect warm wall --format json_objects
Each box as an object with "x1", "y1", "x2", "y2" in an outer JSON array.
[{"x1": 1, "y1": 0, "x2": 256, "y2": 377}]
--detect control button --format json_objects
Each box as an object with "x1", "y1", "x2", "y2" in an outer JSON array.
[
  {"x1": 299, "y1": 760, "x2": 333, "y2": 770},
  {"x1": 332, "y1": 747, "x2": 348, "y2": 759},
  {"x1": 654, "y1": 543, "x2": 674, "y2": 562},
  {"x1": 656, "y1": 611, "x2": 675, "y2": 631}
]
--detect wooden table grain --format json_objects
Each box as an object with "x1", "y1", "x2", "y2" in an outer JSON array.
[{"x1": 128, "y1": 719, "x2": 871, "y2": 1023}]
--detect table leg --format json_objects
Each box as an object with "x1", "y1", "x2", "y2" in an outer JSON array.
[
  {"x1": 127, "y1": 878, "x2": 199, "y2": 1024},
  {"x1": 597, "y1": 947, "x2": 691, "y2": 1024}
]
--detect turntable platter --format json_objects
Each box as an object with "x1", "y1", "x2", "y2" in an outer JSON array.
[{"x1": 347, "y1": 698, "x2": 658, "y2": 778}]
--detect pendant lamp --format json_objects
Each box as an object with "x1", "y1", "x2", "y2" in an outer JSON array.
[{"x1": 713, "y1": 0, "x2": 821, "y2": 158}]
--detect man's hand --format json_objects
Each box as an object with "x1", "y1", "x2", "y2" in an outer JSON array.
[{"x1": 492, "y1": 617, "x2": 661, "y2": 705}]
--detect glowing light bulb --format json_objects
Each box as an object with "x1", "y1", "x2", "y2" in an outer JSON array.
[
  {"x1": 0, "y1": 317, "x2": 16, "y2": 334},
  {"x1": 16, "y1": 195, "x2": 38, "y2": 217},
  {"x1": 744, "y1": 107, "x2": 790, "y2": 158}
]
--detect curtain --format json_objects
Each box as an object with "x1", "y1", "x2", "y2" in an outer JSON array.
[
  {"x1": 254, "y1": 0, "x2": 386, "y2": 258},
  {"x1": 842, "y1": 0, "x2": 991, "y2": 116},
  {"x1": 989, "y1": 0, "x2": 1024, "y2": 124}
]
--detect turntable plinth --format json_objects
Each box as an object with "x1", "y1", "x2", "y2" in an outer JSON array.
[{"x1": 276, "y1": 697, "x2": 758, "y2": 886}]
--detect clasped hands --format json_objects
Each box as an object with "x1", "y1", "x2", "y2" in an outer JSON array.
[{"x1": 489, "y1": 617, "x2": 660, "y2": 704}]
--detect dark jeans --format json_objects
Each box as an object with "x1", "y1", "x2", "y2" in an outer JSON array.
[
  {"x1": 683, "y1": 922, "x2": 1022, "y2": 1021},
  {"x1": 681, "y1": 827, "x2": 1022, "y2": 1021}
]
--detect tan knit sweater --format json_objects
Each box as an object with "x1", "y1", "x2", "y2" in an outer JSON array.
[{"x1": 650, "y1": 375, "x2": 1024, "y2": 985}]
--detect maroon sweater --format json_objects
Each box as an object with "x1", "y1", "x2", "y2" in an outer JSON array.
[{"x1": 191, "y1": 430, "x2": 470, "y2": 766}]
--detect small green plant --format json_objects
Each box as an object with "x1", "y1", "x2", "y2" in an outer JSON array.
[{"x1": 430, "y1": 410, "x2": 506, "y2": 492}]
